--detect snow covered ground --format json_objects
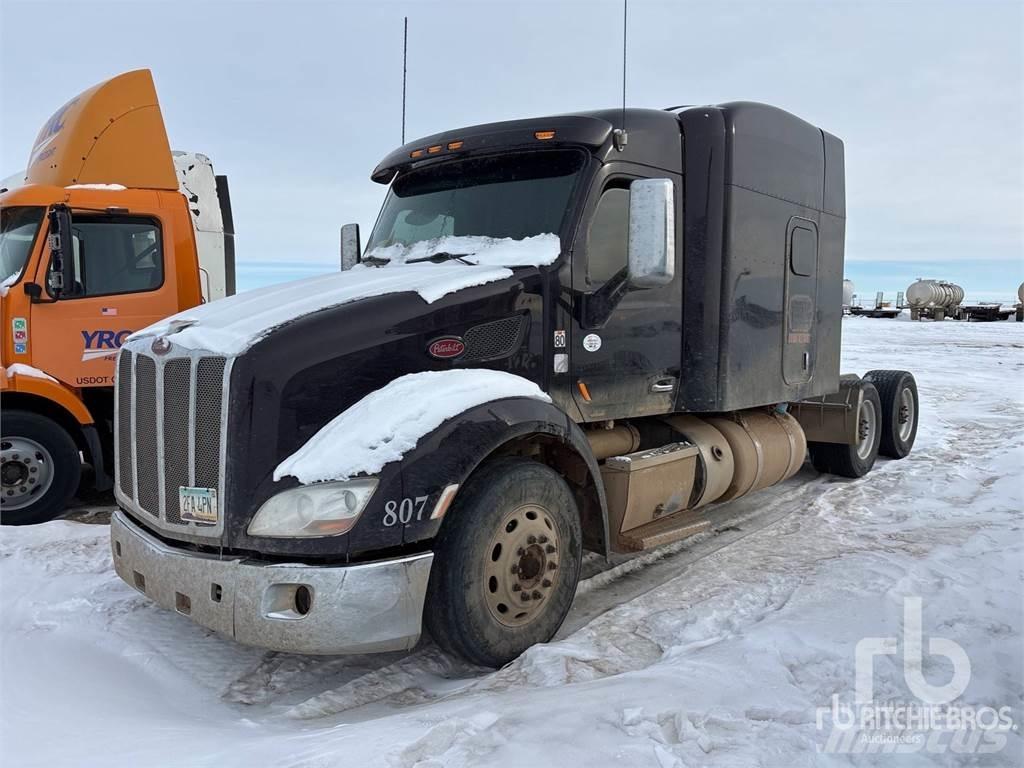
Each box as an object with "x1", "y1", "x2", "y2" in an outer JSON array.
[{"x1": 1, "y1": 317, "x2": 1021, "y2": 767}]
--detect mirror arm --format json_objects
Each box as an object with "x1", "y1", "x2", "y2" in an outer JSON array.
[{"x1": 581, "y1": 267, "x2": 631, "y2": 329}]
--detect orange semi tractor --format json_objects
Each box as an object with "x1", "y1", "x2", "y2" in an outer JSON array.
[{"x1": 0, "y1": 70, "x2": 235, "y2": 524}]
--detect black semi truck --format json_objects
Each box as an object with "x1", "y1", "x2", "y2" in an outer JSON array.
[{"x1": 111, "y1": 102, "x2": 919, "y2": 666}]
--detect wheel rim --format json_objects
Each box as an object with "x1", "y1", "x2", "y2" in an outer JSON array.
[
  {"x1": 482, "y1": 503, "x2": 561, "y2": 628},
  {"x1": 1, "y1": 436, "x2": 55, "y2": 512},
  {"x1": 856, "y1": 398, "x2": 878, "y2": 461},
  {"x1": 897, "y1": 387, "x2": 915, "y2": 442}
]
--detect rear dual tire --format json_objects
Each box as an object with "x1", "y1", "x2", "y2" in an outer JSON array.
[
  {"x1": 864, "y1": 369, "x2": 918, "y2": 459},
  {"x1": 809, "y1": 381, "x2": 883, "y2": 478}
]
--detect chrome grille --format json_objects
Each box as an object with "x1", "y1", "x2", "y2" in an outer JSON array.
[
  {"x1": 135, "y1": 356, "x2": 159, "y2": 516},
  {"x1": 114, "y1": 345, "x2": 231, "y2": 538},
  {"x1": 117, "y1": 352, "x2": 134, "y2": 497},
  {"x1": 163, "y1": 359, "x2": 191, "y2": 524},
  {"x1": 195, "y1": 358, "x2": 226, "y2": 491}
]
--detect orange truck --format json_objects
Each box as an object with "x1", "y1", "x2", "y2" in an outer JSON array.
[{"x1": 0, "y1": 69, "x2": 235, "y2": 524}]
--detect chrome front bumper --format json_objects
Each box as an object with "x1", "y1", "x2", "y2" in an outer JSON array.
[{"x1": 110, "y1": 510, "x2": 434, "y2": 655}]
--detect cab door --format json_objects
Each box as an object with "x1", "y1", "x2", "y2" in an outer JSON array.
[
  {"x1": 569, "y1": 166, "x2": 682, "y2": 421},
  {"x1": 30, "y1": 210, "x2": 180, "y2": 389}
]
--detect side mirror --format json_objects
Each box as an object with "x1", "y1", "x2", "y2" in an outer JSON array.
[
  {"x1": 340, "y1": 223, "x2": 361, "y2": 271},
  {"x1": 46, "y1": 204, "x2": 74, "y2": 297},
  {"x1": 627, "y1": 179, "x2": 675, "y2": 288}
]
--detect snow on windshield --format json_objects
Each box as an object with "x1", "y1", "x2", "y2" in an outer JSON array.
[
  {"x1": 364, "y1": 233, "x2": 560, "y2": 268},
  {"x1": 274, "y1": 369, "x2": 551, "y2": 484}
]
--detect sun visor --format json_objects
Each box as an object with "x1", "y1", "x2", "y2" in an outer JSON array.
[{"x1": 24, "y1": 69, "x2": 178, "y2": 190}]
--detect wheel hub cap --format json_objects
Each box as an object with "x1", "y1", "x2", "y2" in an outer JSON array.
[
  {"x1": 483, "y1": 503, "x2": 560, "y2": 627},
  {"x1": 1, "y1": 437, "x2": 55, "y2": 512}
]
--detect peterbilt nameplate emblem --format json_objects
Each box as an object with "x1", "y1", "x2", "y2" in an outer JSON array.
[
  {"x1": 151, "y1": 336, "x2": 172, "y2": 355},
  {"x1": 428, "y1": 337, "x2": 465, "y2": 359}
]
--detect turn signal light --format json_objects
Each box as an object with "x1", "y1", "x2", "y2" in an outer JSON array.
[
  {"x1": 577, "y1": 380, "x2": 592, "y2": 402},
  {"x1": 535, "y1": 130, "x2": 556, "y2": 140}
]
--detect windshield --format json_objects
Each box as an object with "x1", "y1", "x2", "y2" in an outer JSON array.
[
  {"x1": 0, "y1": 206, "x2": 45, "y2": 285},
  {"x1": 364, "y1": 150, "x2": 586, "y2": 266}
]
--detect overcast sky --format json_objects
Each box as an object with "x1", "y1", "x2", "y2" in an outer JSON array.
[{"x1": 2, "y1": 0, "x2": 1021, "y2": 300}]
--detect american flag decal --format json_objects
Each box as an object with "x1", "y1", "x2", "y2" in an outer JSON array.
[{"x1": 101, "y1": 307, "x2": 117, "y2": 316}]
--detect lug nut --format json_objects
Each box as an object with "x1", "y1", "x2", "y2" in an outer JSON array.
[
  {"x1": 538, "y1": 535, "x2": 548, "y2": 544},
  {"x1": 517, "y1": 547, "x2": 525, "y2": 557},
  {"x1": 545, "y1": 544, "x2": 556, "y2": 554},
  {"x1": 548, "y1": 561, "x2": 557, "y2": 571},
  {"x1": 11, "y1": 454, "x2": 18, "y2": 460},
  {"x1": 532, "y1": 590, "x2": 543, "y2": 600},
  {"x1": 542, "y1": 579, "x2": 552, "y2": 588},
  {"x1": 520, "y1": 592, "x2": 530, "y2": 601},
  {"x1": 510, "y1": 565, "x2": 519, "y2": 574},
  {"x1": 527, "y1": 535, "x2": 537, "y2": 544},
  {"x1": 512, "y1": 583, "x2": 521, "y2": 591}
]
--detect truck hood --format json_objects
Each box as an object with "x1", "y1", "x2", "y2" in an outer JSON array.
[{"x1": 129, "y1": 262, "x2": 518, "y2": 356}]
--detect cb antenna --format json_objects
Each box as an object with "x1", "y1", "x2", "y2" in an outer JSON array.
[
  {"x1": 401, "y1": 16, "x2": 409, "y2": 144},
  {"x1": 614, "y1": 0, "x2": 628, "y2": 151}
]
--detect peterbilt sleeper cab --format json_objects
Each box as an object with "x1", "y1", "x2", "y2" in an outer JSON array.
[{"x1": 111, "y1": 102, "x2": 919, "y2": 667}]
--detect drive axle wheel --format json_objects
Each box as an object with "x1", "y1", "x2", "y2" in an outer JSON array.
[
  {"x1": 1, "y1": 410, "x2": 80, "y2": 525},
  {"x1": 864, "y1": 369, "x2": 919, "y2": 459},
  {"x1": 424, "y1": 457, "x2": 582, "y2": 668},
  {"x1": 808, "y1": 381, "x2": 882, "y2": 479}
]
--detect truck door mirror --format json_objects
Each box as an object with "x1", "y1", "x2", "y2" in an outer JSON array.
[
  {"x1": 627, "y1": 179, "x2": 675, "y2": 288},
  {"x1": 340, "y1": 223, "x2": 361, "y2": 271},
  {"x1": 46, "y1": 205, "x2": 74, "y2": 297}
]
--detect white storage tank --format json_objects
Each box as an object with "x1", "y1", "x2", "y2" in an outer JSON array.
[
  {"x1": 1018, "y1": 281, "x2": 1023, "y2": 305},
  {"x1": 842, "y1": 279, "x2": 855, "y2": 308},
  {"x1": 906, "y1": 279, "x2": 965, "y2": 309}
]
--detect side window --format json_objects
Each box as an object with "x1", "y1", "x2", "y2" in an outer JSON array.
[
  {"x1": 587, "y1": 186, "x2": 629, "y2": 285},
  {"x1": 54, "y1": 217, "x2": 163, "y2": 298}
]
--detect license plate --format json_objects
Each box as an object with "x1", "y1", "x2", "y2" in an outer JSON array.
[{"x1": 179, "y1": 486, "x2": 218, "y2": 525}]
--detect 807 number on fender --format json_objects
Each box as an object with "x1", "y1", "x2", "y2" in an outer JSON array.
[{"x1": 382, "y1": 495, "x2": 429, "y2": 527}]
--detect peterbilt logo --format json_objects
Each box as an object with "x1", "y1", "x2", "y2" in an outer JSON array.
[{"x1": 428, "y1": 337, "x2": 465, "y2": 359}]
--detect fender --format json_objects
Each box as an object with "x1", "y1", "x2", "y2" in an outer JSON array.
[
  {"x1": 389, "y1": 396, "x2": 611, "y2": 557},
  {"x1": 1, "y1": 371, "x2": 94, "y2": 425}
]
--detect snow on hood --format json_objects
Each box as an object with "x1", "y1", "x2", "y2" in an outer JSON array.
[
  {"x1": 274, "y1": 369, "x2": 551, "y2": 484},
  {"x1": 128, "y1": 262, "x2": 519, "y2": 355},
  {"x1": 3, "y1": 363, "x2": 57, "y2": 382},
  {"x1": 364, "y1": 233, "x2": 560, "y2": 267}
]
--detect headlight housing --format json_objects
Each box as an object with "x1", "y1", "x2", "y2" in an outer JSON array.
[{"x1": 247, "y1": 478, "x2": 378, "y2": 538}]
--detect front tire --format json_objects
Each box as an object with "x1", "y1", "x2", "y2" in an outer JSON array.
[
  {"x1": 808, "y1": 381, "x2": 883, "y2": 478},
  {"x1": 1, "y1": 410, "x2": 81, "y2": 525},
  {"x1": 863, "y1": 369, "x2": 918, "y2": 459},
  {"x1": 424, "y1": 457, "x2": 583, "y2": 667}
]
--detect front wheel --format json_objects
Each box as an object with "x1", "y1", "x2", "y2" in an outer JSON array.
[
  {"x1": 1, "y1": 410, "x2": 81, "y2": 525},
  {"x1": 424, "y1": 457, "x2": 583, "y2": 667},
  {"x1": 808, "y1": 381, "x2": 883, "y2": 479}
]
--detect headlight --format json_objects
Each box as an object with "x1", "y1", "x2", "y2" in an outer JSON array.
[{"x1": 247, "y1": 478, "x2": 378, "y2": 538}]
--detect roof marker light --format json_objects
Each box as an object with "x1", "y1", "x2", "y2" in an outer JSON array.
[
  {"x1": 410, "y1": 149, "x2": 425, "y2": 158},
  {"x1": 447, "y1": 140, "x2": 464, "y2": 150},
  {"x1": 535, "y1": 130, "x2": 556, "y2": 140},
  {"x1": 427, "y1": 145, "x2": 443, "y2": 154}
]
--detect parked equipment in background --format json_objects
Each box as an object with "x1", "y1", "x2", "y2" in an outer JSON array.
[
  {"x1": 848, "y1": 290, "x2": 901, "y2": 319},
  {"x1": 906, "y1": 279, "x2": 964, "y2": 321},
  {"x1": 1017, "y1": 282, "x2": 1024, "y2": 322},
  {"x1": 959, "y1": 303, "x2": 1015, "y2": 322},
  {"x1": 111, "y1": 99, "x2": 921, "y2": 668},
  {"x1": 0, "y1": 70, "x2": 235, "y2": 524}
]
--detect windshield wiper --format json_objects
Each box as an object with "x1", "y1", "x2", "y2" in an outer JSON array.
[
  {"x1": 405, "y1": 251, "x2": 475, "y2": 265},
  {"x1": 362, "y1": 254, "x2": 391, "y2": 266}
]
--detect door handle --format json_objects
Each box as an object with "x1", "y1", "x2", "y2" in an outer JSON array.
[{"x1": 650, "y1": 378, "x2": 676, "y2": 393}]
